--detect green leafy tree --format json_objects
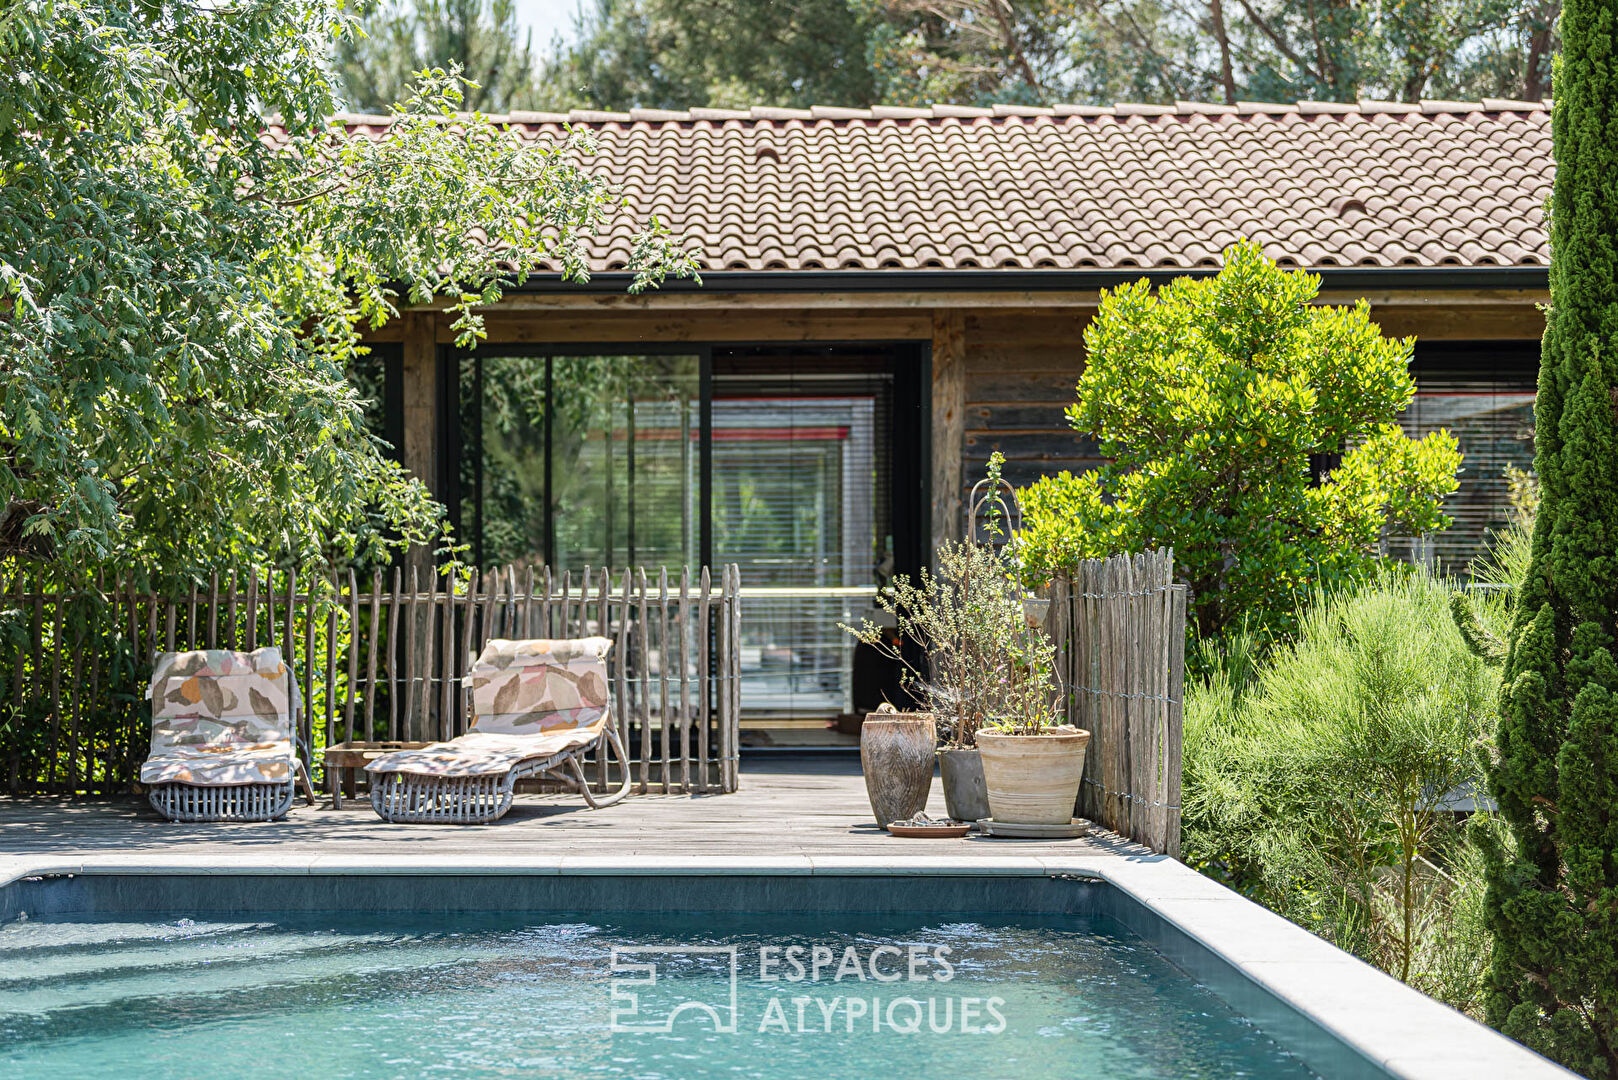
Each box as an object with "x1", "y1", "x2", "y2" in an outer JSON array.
[
  {"x1": 1481, "y1": 0, "x2": 1618, "y2": 1070},
  {"x1": 862, "y1": 0, "x2": 1083, "y2": 106},
  {"x1": 542, "y1": 0, "x2": 880, "y2": 110},
  {"x1": 335, "y1": 0, "x2": 547, "y2": 114},
  {"x1": 0, "y1": 0, "x2": 697, "y2": 585},
  {"x1": 1015, "y1": 242, "x2": 1461, "y2": 643},
  {"x1": 535, "y1": 0, "x2": 1561, "y2": 110}
]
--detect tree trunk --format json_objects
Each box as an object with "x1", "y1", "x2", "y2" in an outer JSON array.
[{"x1": 1208, "y1": 0, "x2": 1238, "y2": 104}]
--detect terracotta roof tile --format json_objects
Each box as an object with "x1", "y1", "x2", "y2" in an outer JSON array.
[{"x1": 324, "y1": 100, "x2": 1552, "y2": 272}]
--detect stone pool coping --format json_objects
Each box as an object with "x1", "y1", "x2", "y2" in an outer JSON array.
[{"x1": 0, "y1": 852, "x2": 1576, "y2": 1080}]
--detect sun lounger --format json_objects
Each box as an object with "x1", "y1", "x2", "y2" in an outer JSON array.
[
  {"x1": 141, "y1": 647, "x2": 316, "y2": 822},
  {"x1": 365, "y1": 636, "x2": 631, "y2": 824}
]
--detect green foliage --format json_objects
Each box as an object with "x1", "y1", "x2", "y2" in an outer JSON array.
[
  {"x1": 1015, "y1": 243, "x2": 1461, "y2": 644},
  {"x1": 1184, "y1": 571, "x2": 1497, "y2": 1012},
  {"x1": 0, "y1": 1, "x2": 698, "y2": 584},
  {"x1": 860, "y1": 0, "x2": 1080, "y2": 106},
  {"x1": 1450, "y1": 467, "x2": 1537, "y2": 667},
  {"x1": 842, "y1": 470, "x2": 1059, "y2": 744},
  {"x1": 532, "y1": 0, "x2": 1558, "y2": 110},
  {"x1": 1483, "y1": 1, "x2": 1618, "y2": 1071},
  {"x1": 540, "y1": 0, "x2": 881, "y2": 110},
  {"x1": 335, "y1": 0, "x2": 547, "y2": 113}
]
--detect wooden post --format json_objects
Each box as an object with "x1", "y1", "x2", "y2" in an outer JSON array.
[
  {"x1": 698, "y1": 565, "x2": 711, "y2": 793},
  {"x1": 439, "y1": 566, "x2": 457, "y2": 743},
  {"x1": 224, "y1": 568, "x2": 237, "y2": 651},
  {"x1": 365, "y1": 567, "x2": 382, "y2": 738},
  {"x1": 1165, "y1": 580, "x2": 1187, "y2": 858},
  {"x1": 345, "y1": 568, "x2": 360, "y2": 745},
  {"x1": 245, "y1": 570, "x2": 259, "y2": 652},
  {"x1": 636, "y1": 568, "x2": 650, "y2": 794},
  {"x1": 615, "y1": 569, "x2": 632, "y2": 790},
  {"x1": 459, "y1": 568, "x2": 479, "y2": 737},
  {"x1": 678, "y1": 566, "x2": 691, "y2": 793},
  {"x1": 930, "y1": 310, "x2": 966, "y2": 564},
  {"x1": 421, "y1": 563, "x2": 439, "y2": 741},
  {"x1": 387, "y1": 567, "x2": 402, "y2": 741},
  {"x1": 658, "y1": 567, "x2": 671, "y2": 793},
  {"x1": 401, "y1": 309, "x2": 439, "y2": 577}
]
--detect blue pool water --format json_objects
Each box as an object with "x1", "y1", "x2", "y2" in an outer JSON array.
[{"x1": 0, "y1": 912, "x2": 1318, "y2": 1079}]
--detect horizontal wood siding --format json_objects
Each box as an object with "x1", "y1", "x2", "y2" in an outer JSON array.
[{"x1": 963, "y1": 312, "x2": 1098, "y2": 495}]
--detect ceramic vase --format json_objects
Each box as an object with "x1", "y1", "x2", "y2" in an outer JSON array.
[
  {"x1": 860, "y1": 712, "x2": 936, "y2": 830},
  {"x1": 937, "y1": 747, "x2": 990, "y2": 822}
]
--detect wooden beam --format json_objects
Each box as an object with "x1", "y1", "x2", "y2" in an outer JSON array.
[
  {"x1": 400, "y1": 310, "x2": 438, "y2": 497},
  {"x1": 454, "y1": 310, "x2": 932, "y2": 343},
  {"x1": 388, "y1": 285, "x2": 1548, "y2": 314},
  {"x1": 357, "y1": 291, "x2": 1548, "y2": 346},
  {"x1": 1366, "y1": 303, "x2": 1545, "y2": 340},
  {"x1": 931, "y1": 311, "x2": 967, "y2": 560}
]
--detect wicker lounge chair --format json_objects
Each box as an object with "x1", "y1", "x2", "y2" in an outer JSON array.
[
  {"x1": 366, "y1": 636, "x2": 631, "y2": 824},
  {"x1": 141, "y1": 647, "x2": 316, "y2": 822}
]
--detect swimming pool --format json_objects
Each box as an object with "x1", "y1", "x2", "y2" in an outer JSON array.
[
  {"x1": 0, "y1": 860, "x2": 1577, "y2": 1080},
  {"x1": 0, "y1": 911, "x2": 1311, "y2": 1079}
]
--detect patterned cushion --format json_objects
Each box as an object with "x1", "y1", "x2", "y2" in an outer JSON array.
[
  {"x1": 366, "y1": 637, "x2": 613, "y2": 779},
  {"x1": 141, "y1": 648, "x2": 297, "y2": 787},
  {"x1": 140, "y1": 742, "x2": 295, "y2": 786},
  {"x1": 365, "y1": 729, "x2": 606, "y2": 779},
  {"x1": 466, "y1": 637, "x2": 612, "y2": 736}
]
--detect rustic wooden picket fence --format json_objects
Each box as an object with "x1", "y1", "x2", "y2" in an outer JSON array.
[
  {"x1": 1044, "y1": 548, "x2": 1187, "y2": 855},
  {"x1": 0, "y1": 563, "x2": 742, "y2": 799}
]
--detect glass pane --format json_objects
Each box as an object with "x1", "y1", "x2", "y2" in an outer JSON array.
[
  {"x1": 462, "y1": 354, "x2": 699, "y2": 575},
  {"x1": 1400, "y1": 343, "x2": 1538, "y2": 576},
  {"x1": 712, "y1": 365, "x2": 894, "y2": 720},
  {"x1": 551, "y1": 354, "x2": 699, "y2": 576},
  {"x1": 469, "y1": 354, "x2": 548, "y2": 568}
]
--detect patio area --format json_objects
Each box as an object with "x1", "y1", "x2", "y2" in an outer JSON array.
[{"x1": 0, "y1": 754, "x2": 1138, "y2": 863}]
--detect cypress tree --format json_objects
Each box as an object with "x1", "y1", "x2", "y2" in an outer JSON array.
[{"x1": 1484, "y1": 1, "x2": 1618, "y2": 1073}]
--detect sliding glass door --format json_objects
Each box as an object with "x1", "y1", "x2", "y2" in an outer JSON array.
[
  {"x1": 453, "y1": 344, "x2": 927, "y2": 724},
  {"x1": 460, "y1": 352, "x2": 700, "y2": 574}
]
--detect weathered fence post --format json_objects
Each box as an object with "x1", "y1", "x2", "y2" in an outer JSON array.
[
  {"x1": 1045, "y1": 548, "x2": 1185, "y2": 855},
  {"x1": 0, "y1": 562, "x2": 742, "y2": 800}
]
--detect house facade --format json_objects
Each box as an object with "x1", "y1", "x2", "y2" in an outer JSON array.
[{"x1": 356, "y1": 98, "x2": 1550, "y2": 738}]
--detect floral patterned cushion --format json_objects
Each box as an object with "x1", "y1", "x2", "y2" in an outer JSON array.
[
  {"x1": 466, "y1": 637, "x2": 612, "y2": 735},
  {"x1": 140, "y1": 742, "x2": 295, "y2": 786},
  {"x1": 141, "y1": 648, "x2": 298, "y2": 787},
  {"x1": 365, "y1": 728, "x2": 607, "y2": 779},
  {"x1": 366, "y1": 637, "x2": 613, "y2": 779}
]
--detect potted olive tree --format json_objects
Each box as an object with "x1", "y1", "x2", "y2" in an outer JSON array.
[
  {"x1": 843, "y1": 530, "x2": 1081, "y2": 825},
  {"x1": 973, "y1": 624, "x2": 1088, "y2": 828}
]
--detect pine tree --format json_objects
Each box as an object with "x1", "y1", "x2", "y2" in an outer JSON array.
[
  {"x1": 1484, "y1": 1, "x2": 1618, "y2": 1073},
  {"x1": 336, "y1": 0, "x2": 544, "y2": 114}
]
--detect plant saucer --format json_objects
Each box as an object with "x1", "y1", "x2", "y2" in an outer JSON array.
[{"x1": 976, "y1": 818, "x2": 1089, "y2": 839}]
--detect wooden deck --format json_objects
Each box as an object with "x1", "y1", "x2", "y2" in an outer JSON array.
[{"x1": 0, "y1": 756, "x2": 1133, "y2": 861}]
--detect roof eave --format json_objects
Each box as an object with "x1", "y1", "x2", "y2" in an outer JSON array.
[{"x1": 505, "y1": 266, "x2": 1549, "y2": 295}]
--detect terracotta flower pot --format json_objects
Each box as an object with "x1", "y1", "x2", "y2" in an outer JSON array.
[
  {"x1": 937, "y1": 747, "x2": 990, "y2": 822},
  {"x1": 977, "y1": 728, "x2": 1091, "y2": 825},
  {"x1": 860, "y1": 712, "x2": 936, "y2": 829}
]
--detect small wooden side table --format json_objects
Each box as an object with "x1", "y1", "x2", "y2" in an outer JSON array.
[{"x1": 321, "y1": 741, "x2": 431, "y2": 809}]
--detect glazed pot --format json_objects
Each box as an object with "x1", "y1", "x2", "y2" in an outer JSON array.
[
  {"x1": 860, "y1": 712, "x2": 936, "y2": 829},
  {"x1": 977, "y1": 728, "x2": 1091, "y2": 825},
  {"x1": 937, "y1": 747, "x2": 990, "y2": 823}
]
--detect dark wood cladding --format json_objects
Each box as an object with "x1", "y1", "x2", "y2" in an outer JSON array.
[{"x1": 962, "y1": 312, "x2": 1099, "y2": 496}]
